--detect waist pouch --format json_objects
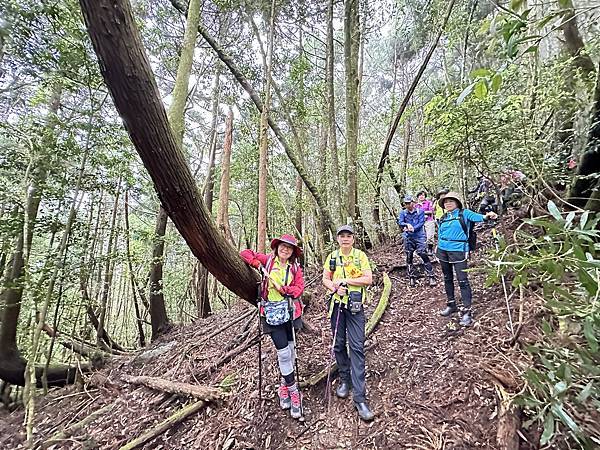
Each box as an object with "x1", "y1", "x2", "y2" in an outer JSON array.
[
  {"x1": 263, "y1": 300, "x2": 290, "y2": 326},
  {"x1": 348, "y1": 290, "x2": 363, "y2": 314}
]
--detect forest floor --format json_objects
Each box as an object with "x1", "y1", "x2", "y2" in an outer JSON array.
[{"x1": 0, "y1": 224, "x2": 542, "y2": 449}]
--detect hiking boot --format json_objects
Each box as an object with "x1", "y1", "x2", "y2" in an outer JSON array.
[
  {"x1": 278, "y1": 383, "x2": 291, "y2": 409},
  {"x1": 428, "y1": 276, "x2": 436, "y2": 287},
  {"x1": 459, "y1": 310, "x2": 473, "y2": 327},
  {"x1": 289, "y1": 384, "x2": 302, "y2": 419},
  {"x1": 336, "y1": 381, "x2": 350, "y2": 399},
  {"x1": 440, "y1": 303, "x2": 457, "y2": 317},
  {"x1": 354, "y1": 401, "x2": 375, "y2": 421}
]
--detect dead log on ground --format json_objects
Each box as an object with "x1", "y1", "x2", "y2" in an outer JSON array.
[
  {"x1": 122, "y1": 375, "x2": 226, "y2": 400},
  {"x1": 41, "y1": 403, "x2": 115, "y2": 449},
  {"x1": 118, "y1": 399, "x2": 216, "y2": 450}
]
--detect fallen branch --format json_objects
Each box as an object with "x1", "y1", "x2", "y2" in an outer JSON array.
[
  {"x1": 495, "y1": 384, "x2": 521, "y2": 450},
  {"x1": 41, "y1": 403, "x2": 114, "y2": 449},
  {"x1": 122, "y1": 375, "x2": 225, "y2": 400},
  {"x1": 301, "y1": 273, "x2": 392, "y2": 387},
  {"x1": 118, "y1": 400, "x2": 212, "y2": 450},
  {"x1": 192, "y1": 308, "x2": 255, "y2": 349}
]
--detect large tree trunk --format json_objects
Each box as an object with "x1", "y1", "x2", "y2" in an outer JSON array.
[
  {"x1": 79, "y1": 0, "x2": 260, "y2": 303},
  {"x1": 569, "y1": 61, "x2": 600, "y2": 212},
  {"x1": 170, "y1": 0, "x2": 336, "y2": 238},
  {"x1": 559, "y1": 0, "x2": 595, "y2": 79},
  {"x1": 147, "y1": 0, "x2": 203, "y2": 338}
]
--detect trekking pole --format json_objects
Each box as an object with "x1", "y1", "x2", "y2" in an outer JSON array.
[
  {"x1": 491, "y1": 227, "x2": 515, "y2": 337},
  {"x1": 256, "y1": 268, "x2": 267, "y2": 410},
  {"x1": 325, "y1": 291, "x2": 343, "y2": 413},
  {"x1": 287, "y1": 296, "x2": 303, "y2": 418}
]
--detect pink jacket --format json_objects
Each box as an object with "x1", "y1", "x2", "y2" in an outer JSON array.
[{"x1": 240, "y1": 250, "x2": 305, "y2": 318}]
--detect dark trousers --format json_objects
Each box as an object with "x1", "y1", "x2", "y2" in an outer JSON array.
[
  {"x1": 269, "y1": 321, "x2": 293, "y2": 349},
  {"x1": 405, "y1": 236, "x2": 433, "y2": 276},
  {"x1": 330, "y1": 302, "x2": 366, "y2": 403},
  {"x1": 436, "y1": 249, "x2": 472, "y2": 309}
]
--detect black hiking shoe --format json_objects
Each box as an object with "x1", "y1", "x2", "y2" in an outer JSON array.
[
  {"x1": 336, "y1": 381, "x2": 350, "y2": 399},
  {"x1": 440, "y1": 303, "x2": 457, "y2": 317},
  {"x1": 354, "y1": 401, "x2": 375, "y2": 421},
  {"x1": 459, "y1": 311, "x2": 473, "y2": 327}
]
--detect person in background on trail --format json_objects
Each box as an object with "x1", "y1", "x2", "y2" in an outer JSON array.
[
  {"x1": 469, "y1": 175, "x2": 497, "y2": 215},
  {"x1": 322, "y1": 225, "x2": 374, "y2": 422},
  {"x1": 397, "y1": 196, "x2": 436, "y2": 287},
  {"x1": 436, "y1": 192, "x2": 497, "y2": 327},
  {"x1": 416, "y1": 190, "x2": 435, "y2": 256},
  {"x1": 240, "y1": 234, "x2": 305, "y2": 419},
  {"x1": 500, "y1": 169, "x2": 527, "y2": 207},
  {"x1": 434, "y1": 188, "x2": 449, "y2": 221}
]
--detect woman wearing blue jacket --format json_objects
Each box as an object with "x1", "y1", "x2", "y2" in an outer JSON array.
[{"x1": 437, "y1": 191, "x2": 497, "y2": 326}]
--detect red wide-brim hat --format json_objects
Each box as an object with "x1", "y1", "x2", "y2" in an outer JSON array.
[{"x1": 270, "y1": 234, "x2": 302, "y2": 258}]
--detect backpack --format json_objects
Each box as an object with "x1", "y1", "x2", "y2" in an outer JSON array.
[{"x1": 442, "y1": 209, "x2": 477, "y2": 252}]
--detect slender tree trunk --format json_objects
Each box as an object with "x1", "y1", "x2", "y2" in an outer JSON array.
[
  {"x1": 203, "y1": 68, "x2": 221, "y2": 213},
  {"x1": 344, "y1": 0, "x2": 360, "y2": 224},
  {"x1": 0, "y1": 85, "x2": 61, "y2": 359},
  {"x1": 96, "y1": 184, "x2": 121, "y2": 347},
  {"x1": 372, "y1": 0, "x2": 455, "y2": 219},
  {"x1": 216, "y1": 107, "x2": 235, "y2": 244},
  {"x1": 257, "y1": 0, "x2": 276, "y2": 252},
  {"x1": 170, "y1": 0, "x2": 336, "y2": 236},
  {"x1": 147, "y1": 0, "x2": 203, "y2": 337},
  {"x1": 124, "y1": 190, "x2": 146, "y2": 347}
]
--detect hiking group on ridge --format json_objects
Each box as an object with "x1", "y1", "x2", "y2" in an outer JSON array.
[{"x1": 239, "y1": 189, "x2": 497, "y2": 422}]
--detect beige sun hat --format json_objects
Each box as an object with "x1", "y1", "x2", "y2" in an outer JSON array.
[{"x1": 438, "y1": 191, "x2": 464, "y2": 209}]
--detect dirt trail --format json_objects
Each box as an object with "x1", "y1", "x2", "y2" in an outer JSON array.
[{"x1": 0, "y1": 237, "x2": 530, "y2": 449}]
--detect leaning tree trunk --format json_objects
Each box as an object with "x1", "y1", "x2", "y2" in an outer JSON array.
[
  {"x1": 147, "y1": 0, "x2": 203, "y2": 337},
  {"x1": 170, "y1": 0, "x2": 336, "y2": 238},
  {"x1": 79, "y1": 0, "x2": 260, "y2": 303}
]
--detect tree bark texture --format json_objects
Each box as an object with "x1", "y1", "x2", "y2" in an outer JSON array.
[
  {"x1": 79, "y1": 0, "x2": 260, "y2": 304},
  {"x1": 344, "y1": 0, "x2": 360, "y2": 223},
  {"x1": 570, "y1": 61, "x2": 600, "y2": 212},
  {"x1": 216, "y1": 107, "x2": 235, "y2": 244}
]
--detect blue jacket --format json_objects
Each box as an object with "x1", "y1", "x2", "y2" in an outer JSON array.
[
  {"x1": 397, "y1": 208, "x2": 426, "y2": 240},
  {"x1": 438, "y1": 208, "x2": 485, "y2": 252}
]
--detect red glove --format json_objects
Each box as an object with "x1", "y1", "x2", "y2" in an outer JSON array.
[{"x1": 251, "y1": 259, "x2": 261, "y2": 269}]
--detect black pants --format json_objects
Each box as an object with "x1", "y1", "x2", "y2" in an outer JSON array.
[
  {"x1": 436, "y1": 249, "x2": 472, "y2": 309},
  {"x1": 269, "y1": 321, "x2": 293, "y2": 349},
  {"x1": 330, "y1": 302, "x2": 367, "y2": 403},
  {"x1": 405, "y1": 236, "x2": 433, "y2": 276}
]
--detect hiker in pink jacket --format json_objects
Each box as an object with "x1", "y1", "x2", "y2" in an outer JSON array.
[
  {"x1": 240, "y1": 234, "x2": 304, "y2": 419},
  {"x1": 416, "y1": 191, "x2": 435, "y2": 256}
]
